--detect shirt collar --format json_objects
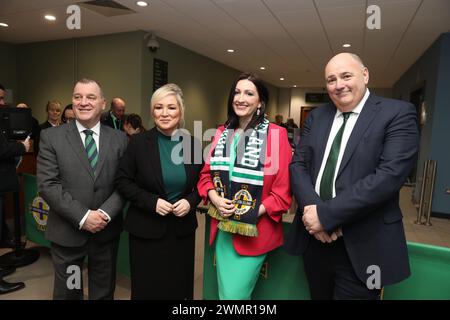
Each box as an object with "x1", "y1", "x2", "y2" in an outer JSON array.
[
  {"x1": 336, "y1": 88, "x2": 370, "y2": 118},
  {"x1": 76, "y1": 120, "x2": 101, "y2": 136}
]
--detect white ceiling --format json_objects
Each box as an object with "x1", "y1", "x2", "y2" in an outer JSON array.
[{"x1": 1, "y1": 0, "x2": 449, "y2": 87}]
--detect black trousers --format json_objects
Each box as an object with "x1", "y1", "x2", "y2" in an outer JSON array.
[
  {"x1": 0, "y1": 194, "x2": 11, "y2": 241},
  {"x1": 51, "y1": 237, "x2": 119, "y2": 300},
  {"x1": 303, "y1": 237, "x2": 381, "y2": 300},
  {"x1": 129, "y1": 231, "x2": 195, "y2": 300}
]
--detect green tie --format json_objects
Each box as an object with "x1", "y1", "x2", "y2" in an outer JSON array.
[
  {"x1": 320, "y1": 112, "x2": 352, "y2": 200},
  {"x1": 83, "y1": 129, "x2": 98, "y2": 173}
]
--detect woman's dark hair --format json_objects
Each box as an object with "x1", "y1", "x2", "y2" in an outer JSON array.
[
  {"x1": 225, "y1": 72, "x2": 269, "y2": 130},
  {"x1": 61, "y1": 104, "x2": 73, "y2": 123},
  {"x1": 124, "y1": 113, "x2": 145, "y2": 132}
]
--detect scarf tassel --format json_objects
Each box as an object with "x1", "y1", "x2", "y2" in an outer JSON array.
[
  {"x1": 208, "y1": 205, "x2": 259, "y2": 237},
  {"x1": 218, "y1": 220, "x2": 259, "y2": 237}
]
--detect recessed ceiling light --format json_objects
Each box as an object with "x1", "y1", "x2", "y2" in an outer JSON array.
[
  {"x1": 293, "y1": 85, "x2": 297, "y2": 88},
  {"x1": 342, "y1": 43, "x2": 351, "y2": 48},
  {"x1": 260, "y1": 67, "x2": 266, "y2": 70},
  {"x1": 280, "y1": 77, "x2": 285, "y2": 81},
  {"x1": 0, "y1": 22, "x2": 8, "y2": 27},
  {"x1": 136, "y1": 1, "x2": 148, "y2": 7},
  {"x1": 44, "y1": 15, "x2": 56, "y2": 21},
  {"x1": 227, "y1": 49, "x2": 235, "y2": 53}
]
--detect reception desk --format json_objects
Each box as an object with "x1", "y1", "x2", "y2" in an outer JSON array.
[{"x1": 23, "y1": 174, "x2": 450, "y2": 299}]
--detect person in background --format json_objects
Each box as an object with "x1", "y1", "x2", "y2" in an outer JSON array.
[
  {"x1": 61, "y1": 104, "x2": 75, "y2": 124},
  {"x1": 123, "y1": 113, "x2": 145, "y2": 137},
  {"x1": 101, "y1": 98, "x2": 126, "y2": 131},
  {"x1": 197, "y1": 73, "x2": 292, "y2": 300},
  {"x1": 0, "y1": 83, "x2": 30, "y2": 294},
  {"x1": 286, "y1": 118, "x2": 299, "y2": 128},
  {"x1": 40, "y1": 100, "x2": 62, "y2": 130},
  {"x1": 115, "y1": 83, "x2": 202, "y2": 300},
  {"x1": 274, "y1": 114, "x2": 287, "y2": 128}
]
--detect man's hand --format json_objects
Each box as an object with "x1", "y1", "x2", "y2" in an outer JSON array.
[
  {"x1": 156, "y1": 198, "x2": 173, "y2": 216},
  {"x1": 82, "y1": 210, "x2": 108, "y2": 233},
  {"x1": 258, "y1": 204, "x2": 266, "y2": 217},
  {"x1": 313, "y1": 231, "x2": 338, "y2": 243},
  {"x1": 173, "y1": 199, "x2": 190, "y2": 217},
  {"x1": 302, "y1": 205, "x2": 324, "y2": 234}
]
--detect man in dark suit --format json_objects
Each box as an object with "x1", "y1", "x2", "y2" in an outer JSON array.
[
  {"x1": 100, "y1": 97, "x2": 126, "y2": 131},
  {"x1": 0, "y1": 83, "x2": 30, "y2": 294},
  {"x1": 37, "y1": 79, "x2": 128, "y2": 299},
  {"x1": 285, "y1": 53, "x2": 419, "y2": 299}
]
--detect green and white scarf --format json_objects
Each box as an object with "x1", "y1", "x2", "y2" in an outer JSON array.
[{"x1": 208, "y1": 118, "x2": 269, "y2": 237}]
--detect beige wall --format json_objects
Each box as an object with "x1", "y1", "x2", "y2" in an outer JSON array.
[
  {"x1": 290, "y1": 87, "x2": 328, "y2": 127},
  {"x1": 17, "y1": 39, "x2": 75, "y2": 122},
  {"x1": 76, "y1": 32, "x2": 143, "y2": 119},
  {"x1": 276, "y1": 88, "x2": 291, "y2": 122},
  {"x1": 17, "y1": 33, "x2": 143, "y2": 124}
]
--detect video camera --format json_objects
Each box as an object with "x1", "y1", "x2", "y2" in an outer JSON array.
[{"x1": 0, "y1": 107, "x2": 32, "y2": 140}]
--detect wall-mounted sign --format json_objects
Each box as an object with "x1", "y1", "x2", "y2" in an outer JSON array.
[
  {"x1": 305, "y1": 93, "x2": 329, "y2": 103},
  {"x1": 153, "y1": 58, "x2": 168, "y2": 92}
]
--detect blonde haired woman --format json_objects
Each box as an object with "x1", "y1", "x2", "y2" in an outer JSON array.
[
  {"x1": 40, "y1": 100, "x2": 62, "y2": 129},
  {"x1": 115, "y1": 83, "x2": 202, "y2": 299}
]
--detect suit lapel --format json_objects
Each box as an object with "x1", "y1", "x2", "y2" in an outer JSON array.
[
  {"x1": 65, "y1": 122, "x2": 94, "y2": 179},
  {"x1": 336, "y1": 94, "x2": 381, "y2": 178},
  {"x1": 95, "y1": 124, "x2": 109, "y2": 181},
  {"x1": 147, "y1": 128, "x2": 166, "y2": 196},
  {"x1": 313, "y1": 105, "x2": 336, "y2": 182}
]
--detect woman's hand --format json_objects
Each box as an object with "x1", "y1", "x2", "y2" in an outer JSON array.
[
  {"x1": 208, "y1": 190, "x2": 236, "y2": 218},
  {"x1": 258, "y1": 204, "x2": 266, "y2": 217},
  {"x1": 173, "y1": 199, "x2": 191, "y2": 217},
  {"x1": 156, "y1": 198, "x2": 173, "y2": 216}
]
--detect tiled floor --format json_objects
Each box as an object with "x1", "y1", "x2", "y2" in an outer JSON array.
[{"x1": 1, "y1": 186, "x2": 449, "y2": 300}]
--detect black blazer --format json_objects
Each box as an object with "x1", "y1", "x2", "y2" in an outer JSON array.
[
  {"x1": 115, "y1": 127, "x2": 203, "y2": 239},
  {"x1": 0, "y1": 132, "x2": 25, "y2": 193},
  {"x1": 101, "y1": 112, "x2": 124, "y2": 131},
  {"x1": 39, "y1": 121, "x2": 53, "y2": 130},
  {"x1": 285, "y1": 94, "x2": 419, "y2": 286}
]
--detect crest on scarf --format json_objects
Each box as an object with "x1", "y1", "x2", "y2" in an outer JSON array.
[{"x1": 233, "y1": 185, "x2": 256, "y2": 217}]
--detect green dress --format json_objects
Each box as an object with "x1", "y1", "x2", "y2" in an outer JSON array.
[{"x1": 215, "y1": 132, "x2": 267, "y2": 300}]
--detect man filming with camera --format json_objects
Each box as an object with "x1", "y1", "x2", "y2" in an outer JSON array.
[{"x1": 0, "y1": 83, "x2": 30, "y2": 294}]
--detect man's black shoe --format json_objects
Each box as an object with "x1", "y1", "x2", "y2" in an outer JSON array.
[
  {"x1": 0, "y1": 267, "x2": 16, "y2": 277},
  {"x1": 0, "y1": 279, "x2": 25, "y2": 295}
]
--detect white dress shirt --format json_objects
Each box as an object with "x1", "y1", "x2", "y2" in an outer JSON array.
[
  {"x1": 75, "y1": 120, "x2": 111, "y2": 229},
  {"x1": 315, "y1": 89, "x2": 370, "y2": 198}
]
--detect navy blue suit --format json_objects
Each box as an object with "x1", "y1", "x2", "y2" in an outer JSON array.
[{"x1": 285, "y1": 94, "x2": 419, "y2": 295}]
